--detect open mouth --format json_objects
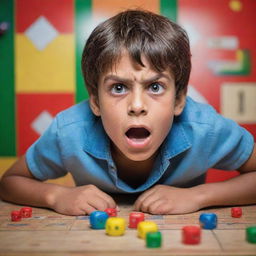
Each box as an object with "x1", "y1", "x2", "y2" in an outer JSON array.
[{"x1": 125, "y1": 127, "x2": 151, "y2": 140}]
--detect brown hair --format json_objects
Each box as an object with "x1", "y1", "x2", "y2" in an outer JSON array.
[{"x1": 82, "y1": 9, "x2": 191, "y2": 98}]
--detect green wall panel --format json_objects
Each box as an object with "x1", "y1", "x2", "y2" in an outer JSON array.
[
  {"x1": 75, "y1": 0, "x2": 92, "y2": 103},
  {"x1": 160, "y1": 0, "x2": 177, "y2": 21},
  {"x1": 0, "y1": 0, "x2": 15, "y2": 156}
]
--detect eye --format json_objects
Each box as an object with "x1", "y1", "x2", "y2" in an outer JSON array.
[
  {"x1": 110, "y1": 83, "x2": 127, "y2": 95},
  {"x1": 148, "y1": 82, "x2": 164, "y2": 94}
]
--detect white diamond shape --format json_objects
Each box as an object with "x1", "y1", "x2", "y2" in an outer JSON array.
[
  {"x1": 182, "y1": 23, "x2": 200, "y2": 46},
  {"x1": 25, "y1": 16, "x2": 59, "y2": 51},
  {"x1": 188, "y1": 85, "x2": 208, "y2": 104},
  {"x1": 31, "y1": 110, "x2": 53, "y2": 135}
]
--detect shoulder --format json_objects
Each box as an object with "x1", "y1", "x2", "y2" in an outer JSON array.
[
  {"x1": 177, "y1": 96, "x2": 249, "y2": 139},
  {"x1": 54, "y1": 100, "x2": 96, "y2": 129},
  {"x1": 163, "y1": 97, "x2": 221, "y2": 160},
  {"x1": 173, "y1": 96, "x2": 253, "y2": 151},
  {"x1": 49, "y1": 100, "x2": 108, "y2": 159},
  {"x1": 178, "y1": 97, "x2": 254, "y2": 170},
  {"x1": 178, "y1": 96, "x2": 218, "y2": 125},
  {"x1": 48, "y1": 100, "x2": 102, "y2": 145}
]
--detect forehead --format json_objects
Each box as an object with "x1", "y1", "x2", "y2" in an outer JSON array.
[{"x1": 100, "y1": 51, "x2": 173, "y2": 82}]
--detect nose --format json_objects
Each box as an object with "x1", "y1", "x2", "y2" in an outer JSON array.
[{"x1": 128, "y1": 90, "x2": 147, "y2": 116}]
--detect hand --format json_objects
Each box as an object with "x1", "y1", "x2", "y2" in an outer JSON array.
[
  {"x1": 134, "y1": 185, "x2": 202, "y2": 214},
  {"x1": 50, "y1": 184, "x2": 117, "y2": 215}
]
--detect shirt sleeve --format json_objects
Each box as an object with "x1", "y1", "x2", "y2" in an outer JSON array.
[
  {"x1": 26, "y1": 117, "x2": 68, "y2": 181},
  {"x1": 207, "y1": 112, "x2": 254, "y2": 170}
]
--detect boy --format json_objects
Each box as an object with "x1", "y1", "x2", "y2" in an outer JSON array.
[{"x1": 0, "y1": 10, "x2": 255, "y2": 216}]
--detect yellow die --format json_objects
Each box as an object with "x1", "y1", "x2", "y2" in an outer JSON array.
[
  {"x1": 106, "y1": 217, "x2": 126, "y2": 236},
  {"x1": 137, "y1": 221, "x2": 158, "y2": 239}
]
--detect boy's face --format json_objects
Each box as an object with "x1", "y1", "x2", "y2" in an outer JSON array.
[{"x1": 90, "y1": 51, "x2": 186, "y2": 162}]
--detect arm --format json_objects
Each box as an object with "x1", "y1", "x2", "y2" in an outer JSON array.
[
  {"x1": 196, "y1": 143, "x2": 256, "y2": 208},
  {"x1": 0, "y1": 155, "x2": 116, "y2": 215},
  {"x1": 134, "y1": 144, "x2": 256, "y2": 214}
]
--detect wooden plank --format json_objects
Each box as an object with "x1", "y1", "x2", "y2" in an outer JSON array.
[
  {"x1": 213, "y1": 229, "x2": 256, "y2": 254},
  {"x1": 0, "y1": 200, "x2": 255, "y2": 255},
  {"x1": 0, "y1": 230, "x2": 221, "y2": 254}
]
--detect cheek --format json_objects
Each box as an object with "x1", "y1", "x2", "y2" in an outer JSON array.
[
  {"x1": 100, "y1": 107, "x2": 124, "y2": 136},
  {"x1": 153, "y1": 99, "x2": 175, "y2": 119},
  {"x1": 153, "y1": 107, "x2": 174, "y2": 136},
  {"x1": 160, "y1": 116, "x2": 173, "y2": 134}
]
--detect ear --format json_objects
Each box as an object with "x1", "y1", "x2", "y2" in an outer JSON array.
[
  {"x1": 174, "y1": 91, "x2": 187, "y2": 116},
  {"x1": 89, "y1": 94, "x2": 101, "y2": 116}
]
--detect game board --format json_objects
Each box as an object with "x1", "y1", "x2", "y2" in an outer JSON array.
[{"x1": 0, "y1": 196, "x2": 255, "y2": 256}]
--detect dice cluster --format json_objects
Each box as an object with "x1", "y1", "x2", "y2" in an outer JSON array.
[
  {"x1": 11, "y1": 207, "x2": 33, "y2": 221},
  {"x1": 90, "y1": 209, "x2": 205, "y2": 247},
  {"x1": 90, "y1": 210, "x2": 163, "y2": 247},
  {"x1": 10, "y1": 206, "x2": 256, "y2": 245},
  {"x1": 89, "y1": 207, "x2": 256, "y2": 247}
]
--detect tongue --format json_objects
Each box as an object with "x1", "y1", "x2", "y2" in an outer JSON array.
[{"x1": 126, "y1": 128, "x2": 150, "y2": 139}]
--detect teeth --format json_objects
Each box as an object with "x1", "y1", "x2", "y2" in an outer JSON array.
[{"x1": 126, "y1": 128, "x2": 150, "y2": 139}]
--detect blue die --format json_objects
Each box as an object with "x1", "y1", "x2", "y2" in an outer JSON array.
[
  {"x1": 199, "y1": 213, "x2": 217, "y2": 229},
  {"x1": 90, "y1": 211, "x2": 109, "y2": 229}
]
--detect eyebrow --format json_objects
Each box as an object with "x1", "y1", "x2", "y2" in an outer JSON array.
[{"x1": 103, "y1": 73, "x2": 172, "y2": 85}]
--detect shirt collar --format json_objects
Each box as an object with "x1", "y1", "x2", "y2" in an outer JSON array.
[
  {"x1": 161, "y1": 119, "x2": 192, "y2": 160},
  {"x1": 83, "y1": 113, "x2": 111, "y2": 160}
]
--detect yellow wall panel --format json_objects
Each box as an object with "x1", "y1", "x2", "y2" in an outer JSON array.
[
  {"x1": 16, "y1": 34, "x2": 75, "y2": 93},
  {"x1": 0, "y1": 157, "x2": 75, "y2": 187},
  {"x1": 93, "y1": 0, "x2": 159, "y2": 17},
  {"x1": 0, "y1": 157, "x2": 17, "y2": 176}
]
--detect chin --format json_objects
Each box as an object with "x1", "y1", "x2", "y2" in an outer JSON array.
[{"x1": 125, "y1": 152, "x2": 155, "y2": 162}]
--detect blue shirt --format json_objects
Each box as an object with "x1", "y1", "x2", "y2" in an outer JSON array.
[{"x1": 26, "y1": 97, "x2": 254, "y2": 193}]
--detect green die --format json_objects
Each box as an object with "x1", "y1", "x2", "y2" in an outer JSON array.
[
  {"x1": 146, "y1": 231, "x2": 162, "y2": 248},
  {"x1": 246, "y1": 226, "x2": 256, "y2": 244}
]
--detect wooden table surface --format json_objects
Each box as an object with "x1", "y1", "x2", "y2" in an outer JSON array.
[{"x1": 0, "y1": 197, "x2": 256, "y2": 256}]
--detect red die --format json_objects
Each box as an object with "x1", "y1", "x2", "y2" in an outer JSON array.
[
  {"x1": 20, "y1": 207, "x2": 33, "y2": 218},
  {"x1": 231, "y1": 207, "x2": 242, "y2": 218},
  {"x1": 11, "y1": 210, "x2": 22, "y2": 222},
  {"x1": 105, "y1": 208, "x2": 117, "y2": 217},
  {"x1": 182, "y1": 226, "x2": 201, "y2": 245},
  {"x1": 129, "y1": 212, "x2": 145, "y2": 228}
]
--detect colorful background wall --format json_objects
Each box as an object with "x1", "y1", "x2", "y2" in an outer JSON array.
[{"x1": 0, "y1": 0, "x2": 255, "y2": 185}]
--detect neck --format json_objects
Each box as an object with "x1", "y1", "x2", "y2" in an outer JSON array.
[{"x1": 111, "y1": 144, "x2": 157, "y2": 188}]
